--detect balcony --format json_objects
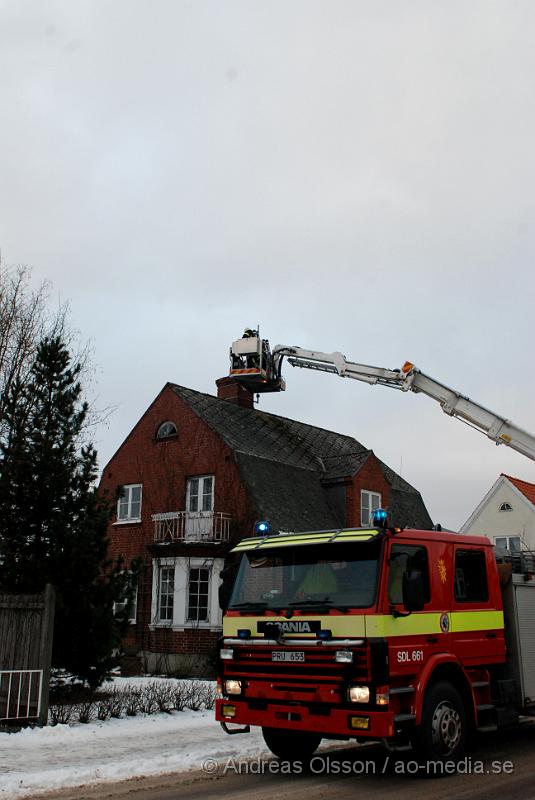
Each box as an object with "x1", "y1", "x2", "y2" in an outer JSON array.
[{"x1": 152, "y1": 511, "x2": 232, "y2": 543}]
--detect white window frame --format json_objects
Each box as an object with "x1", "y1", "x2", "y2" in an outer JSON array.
[
  {"x1": 116, "y1": 483, "x2": 142, "y2": 523},
  {"x1": 361, "y1": 490, "x2": 382, "y2": 527},
  {"x1": 494, "y1": 535, "x2": 521, "y2": 552},
  {"x1": 150, "y1": 557, "x2": 224, "y2": 630},
  {"x1": 157, "y1": 564, "x2": 175, "y2": 622},
  {"x1": 186, "y1": 475, "x2": 215, "y2": 514},
  {"x1": 187, "y1": 566, "x2": 211, "y2": 623}
]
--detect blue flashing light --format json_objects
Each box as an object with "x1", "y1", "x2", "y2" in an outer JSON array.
[
  {"x1": 237, "y1": 628, "x2": 251, "y2": 639},
  {"x1": 372, "y1": 508, "x2": 389, "y2": 529},
  {"x1": 255, "y1": 520, "x2": 271, "y2": 535},
  {"x1": 317, "y1": 629, "x2": 332, "y2": 640}
]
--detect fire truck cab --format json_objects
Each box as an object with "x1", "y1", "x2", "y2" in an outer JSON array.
[{"x1": 216, "y1": 520, "x2": 534, "y2": 762}]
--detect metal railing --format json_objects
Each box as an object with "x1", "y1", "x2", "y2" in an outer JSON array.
[
  {"x1": 152, "y1": 511, "x2": 232, "y2": 543},
  {"x1": 0, "y1": 669, "x2": 43, "y2": 722}
]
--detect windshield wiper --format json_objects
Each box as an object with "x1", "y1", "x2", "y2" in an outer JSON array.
[
  {"x1": 289, "y1": 598, "x2": 348, "y2": 613},
  {"x1": 289, "y1": 597, "x2": 331, "y2": 606},
  {"x1": 229, "y1": 601, "x2": 268, "y2": 611}
]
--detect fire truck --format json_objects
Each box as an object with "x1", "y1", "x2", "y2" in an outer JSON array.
[{"x1": 215, "y1": 334, "x2": 535, "y2": 763}]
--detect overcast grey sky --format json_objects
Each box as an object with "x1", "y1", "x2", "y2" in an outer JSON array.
[{"x1": 1, "y1": 0, "x2": 535, "y2": 529}]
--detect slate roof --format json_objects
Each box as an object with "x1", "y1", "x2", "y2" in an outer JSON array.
[
  {"x1": 170, "y1": 384, "x2": 433, "y2": 532},
  {"x1": 171, "y1": 384, "x2": 370, "y2": 478}
]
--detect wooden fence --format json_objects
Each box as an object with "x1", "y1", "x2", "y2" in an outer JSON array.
[{"x1": 0, "y1": 584, "x2": 55, "y2": 726}]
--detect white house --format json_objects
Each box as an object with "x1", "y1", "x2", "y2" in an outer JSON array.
[{"x1": 460, "y1": 474, "x2": 535, "y2": 552}]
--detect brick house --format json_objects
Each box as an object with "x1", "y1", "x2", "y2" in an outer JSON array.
[{"x1": 101, "y1": 377, "x2": 433, "y2": 675}]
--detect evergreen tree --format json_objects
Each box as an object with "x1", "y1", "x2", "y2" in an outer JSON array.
[{"x1": 0, "y1": 336, "x2": 137, "y2": 687}]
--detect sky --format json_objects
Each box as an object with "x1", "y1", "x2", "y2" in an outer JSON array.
[{"x1": 1, "y1": 0, "x2": 534, "y2": 530}]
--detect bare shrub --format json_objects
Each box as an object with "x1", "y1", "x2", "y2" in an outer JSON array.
[
  {"x1": 108, "y1": 686, "x2": 125, "y2": 718},
  {"x1": 153, "y1": 680, "x2": 174, "y2": 714},
  {"x1": 182, "y1": 680, "x2": 205, "y2": 712},
  {"x1": 48, "y1": 703, "x2": 74, "y2": 726},
  {"x1": 96, "y1": 698, "x2": 110, "y2": 721},
  {"x1": 199, "y1": 683, "x2": 216, "y2": 710},
  {"x1": 75, "y1": 700, "x2": 96, "y2": 724},
  {"x1": 124, "y1": 686, "x2": 142, "y2": 716},
  {"x1": 171, "y1": 682, "x2": 186, "y2": 711},
  {"x1": 139, "y1": 683, "x2": 159, "y2": 715}
]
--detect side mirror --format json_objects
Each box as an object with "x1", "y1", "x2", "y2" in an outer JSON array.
[{"x1": 402, "y1": 571, "x2": 425, "y2": 612}]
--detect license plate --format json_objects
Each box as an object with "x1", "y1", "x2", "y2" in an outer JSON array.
[{"x1": 272, "y1": 651, "x2": 305, "y2": 662}]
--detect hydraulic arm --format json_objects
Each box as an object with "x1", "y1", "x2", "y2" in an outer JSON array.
[{"x1": 229, "y1": 334, "x2": 535, "y2": 462}]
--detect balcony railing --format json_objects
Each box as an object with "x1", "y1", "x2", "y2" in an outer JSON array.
[{"x1": 152, "y1": 511, "x2": 232, "y2": 543}]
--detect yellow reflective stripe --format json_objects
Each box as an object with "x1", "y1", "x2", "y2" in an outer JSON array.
[
  {"x1": 231, "y1": 539, "x2": 262, "y2": 551},
  {"x1": 223, "y1": 610, "x2": 505, "y2": 639},
  {"x1": 365, "y1": 613, "x2": 443, "y2": 637},
  {"x1": 231, "y1": 530, "x2": 376, "y2": 552},
  {"x1": 333, "y1": 534, "x2": 375, "y2": 543},
  {"x1": 450, "y1": 610, "x2": 504, "y2": 632},
  {"x1": 223, "y1": 615, "x2": 366, "y2": 638}
]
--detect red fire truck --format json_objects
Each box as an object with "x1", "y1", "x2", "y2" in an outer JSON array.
[
  {"x1": 216, "y1": 519, "x2": 535, "y2": 761},
  {"x1": 215, "y1": 335, "x2": 535, "y2": 762}
]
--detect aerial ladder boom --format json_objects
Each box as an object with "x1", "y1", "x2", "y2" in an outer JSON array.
[{"x1": 229, "y1": 334, "x2": 535, "y2": 462}]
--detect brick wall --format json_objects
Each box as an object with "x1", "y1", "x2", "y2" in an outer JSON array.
[
  {"x1": 346, "y1": 453, "x2": 391, "y2": 527},
  {"x1": 100, "y1": 384, "x2": 258, "y2": 662}
]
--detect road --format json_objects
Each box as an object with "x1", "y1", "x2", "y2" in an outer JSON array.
[{"x1": 36, "y1": 723, "x2": 535, "y2": 800}]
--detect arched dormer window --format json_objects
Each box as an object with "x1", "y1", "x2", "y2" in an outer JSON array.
[
  {"x1": 499, "y1": 502, "x2": 513, "y2": 512},
  {"x1": 156, "y1": 421, "x2": 177, "y2": 440}
]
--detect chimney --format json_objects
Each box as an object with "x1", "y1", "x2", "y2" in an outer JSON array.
[{"x1": 216, "y1": 377, "x2": 255, "y2": 409}]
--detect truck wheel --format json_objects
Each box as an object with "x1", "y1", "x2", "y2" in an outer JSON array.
[
  {"x1": 413, "y1": 681, "x2": 467, "y2": 764},
  {"x1": 262, "y1": 727, "x2": 322, "y2": 761}
]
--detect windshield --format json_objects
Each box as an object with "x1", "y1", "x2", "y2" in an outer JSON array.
[{"x1": 228, "y1": 541, "x2": 381, "y2": 612}]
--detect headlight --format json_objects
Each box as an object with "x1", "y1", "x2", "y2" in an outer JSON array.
[
  {"x1": 224, "y1": 679, "x2": 242, "y2": 695},
  {"x1": 335, "y1": 650, "x2": 353, "y2": 663},
  {"x1": 348, "y1": 685, "x2": 370, "y2": 703},
  {"x1": 220, "y1": 648, "x2": 234, "y2": 660}
]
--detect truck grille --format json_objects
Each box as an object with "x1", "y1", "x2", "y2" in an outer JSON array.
[{"x1": 224, "y1": 643, "x2": 369, "y2": 683}]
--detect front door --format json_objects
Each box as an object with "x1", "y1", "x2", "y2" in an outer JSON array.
[{"x1": 185, "y1": 476, "x2": 214, "y2": 539}]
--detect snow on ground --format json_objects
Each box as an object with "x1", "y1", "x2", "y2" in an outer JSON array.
[{"x1": 0, "y1": 678, "x2": 268, "y2": 800}]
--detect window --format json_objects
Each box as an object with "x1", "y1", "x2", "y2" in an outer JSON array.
[
  {"x1": 113, "y1": 586, "x2": 138, "y2": 623},
  {"x1": 361, "y1": 490, "x2": 381, "y2": 526},
  {"x1": 187, "y1": 476, "x2": 214, "y2": 513},
  {"x1": 388, "y1": 545, "x2": 430, "y2": 605},
  {"x1": 117, "y1": 484, "x2": 142, "y2": 521},
  {"x1": 187, "y1": 567, "x2": 210, "y2": 622},
  {"x1": 499, "y1": 502, "x2": 513, "y2": 512},
  {"x1": 156, "y1": 421, "x2": 177, "y2": 439},
  {"x1": 158, "y1": 566, "x2": 174, "y2": 621},
  {"x1": 454, "y1": 550, "x2": 488, "y2": 602},
  {"x1": 151, "y1": 557, "x2": 224, "y2": 628},
  {"x1": 495, "y1": 536, "x2": 521, "y2": 553}
]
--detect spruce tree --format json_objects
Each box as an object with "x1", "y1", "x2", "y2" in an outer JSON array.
[{"x1": 0, "y1": 336, "x2": 136, "y2": 687}]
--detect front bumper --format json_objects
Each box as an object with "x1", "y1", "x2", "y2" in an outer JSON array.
[{"x1": 215, "y1": 698, "x2": 396, "y2": 739}]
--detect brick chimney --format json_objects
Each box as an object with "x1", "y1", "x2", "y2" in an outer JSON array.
[{"x1": 216, "y1": 377, "x2": 255, "y2": 409}]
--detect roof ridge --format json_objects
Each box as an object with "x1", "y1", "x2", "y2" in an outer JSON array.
[
  {"x1": 170, "y1": 382, "x2": 365, "y2": 445},
  {"x1": 501, "y1": 473, "x2": 535, "y2": 488}
]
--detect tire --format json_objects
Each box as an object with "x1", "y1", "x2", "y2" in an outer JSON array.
[
  {"x1": 262, "y1": 727, "x2": 322, "y2": 761},
  {"x1": 412, "y1": 681, "x2": 467, "y2": 765}
]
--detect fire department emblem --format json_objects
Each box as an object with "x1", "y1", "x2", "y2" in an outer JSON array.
[
  {"x1": 438, "y1": 558, "x2": 447, "y2": 584},
  {"x1": 440, "y1": 612, "x2": 450, "y2": 633}
]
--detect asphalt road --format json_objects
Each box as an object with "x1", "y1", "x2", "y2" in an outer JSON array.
[{"x1": 37, "y1": 722, "x2": 535, "y2": 800}]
